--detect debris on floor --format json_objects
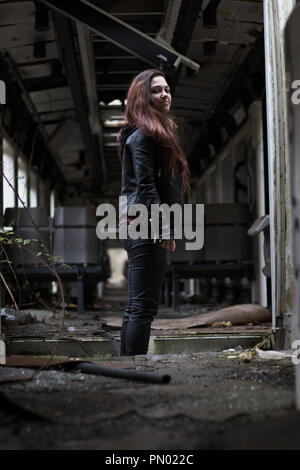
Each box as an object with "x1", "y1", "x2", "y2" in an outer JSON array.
[
  {"x1": 2, "y1": 355, "x2": 171, "y2": 385},
  {"x1": 212, "y1": 321, "x2": 232, "y2": 328},
  {"x1": 102, "y1": 304, "x2": 271, "y2": 330},
  {"x1": 0, "y1": 300, "x2": 295, "y2": 450},
  {"x1": 0, "y1": 351, "x2": 296, "y2": 449},
  {"x1": 1, "y1": 308, "x2": 54, "y2": 325}
]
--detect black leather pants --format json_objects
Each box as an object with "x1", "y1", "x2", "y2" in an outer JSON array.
[{"x1": 120, "y1": 231, "x2": 167, "y2": 356}]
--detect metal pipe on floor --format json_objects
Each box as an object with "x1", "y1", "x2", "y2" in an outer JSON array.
[{"x1": 74, "y1": 362, "x2": 171, "y2": 384}]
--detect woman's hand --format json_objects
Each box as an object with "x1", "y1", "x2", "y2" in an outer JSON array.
[{"x1": 161, "y1": 240, "x2": 176, "y2": 252}]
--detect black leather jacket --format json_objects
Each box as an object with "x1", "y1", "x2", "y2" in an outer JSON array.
[{"x1": 119, "y1": 125, "x2": 182, "y2": 241}]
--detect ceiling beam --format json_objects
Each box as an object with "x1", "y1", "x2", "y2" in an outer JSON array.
[
  {"x1": 41, "y1": 0, "x2": 200, "y2": 76},
  {"x1": 76, "y1": 23, "x2": 108, "y2": 192},
  {"x1": 110, "y1": 12, "x2": 164, "y2": 16},
  {"x1": 50, "y1": 11, "x2": 103, "y2": 189},
  {"x1": 168, "y1": 0, "x2": 204, "y2": 90}
]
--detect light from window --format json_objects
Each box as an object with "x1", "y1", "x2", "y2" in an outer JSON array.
[
  {"x1": 50, "y1": 189, "x2": 55, "y2": 218},
  {"x1": 3, "y1": 139, "x2": 15, "y2": 213},
  {"x1": 30, "y1": 170, "x2": 37, "y2": 207},
  {"x1": 17, "y1": 156, "x2": 27, "y2": 207}
]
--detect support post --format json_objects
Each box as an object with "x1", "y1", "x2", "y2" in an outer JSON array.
[
  {"x1": 77, "y1": 268, "x2": 84, "y2": 315},
  {"x1": 263, "y1": 0, "x2": 294, "y2": 331},
  {"x1": 284, "y1": 2, "x2": 300, "y2": 410},
  {"x1": 0, "y1": 124, "x2": 6, "y2": 363},
  {"x1": 249, "y1": 100, "x2": 268, "y2": 308}
]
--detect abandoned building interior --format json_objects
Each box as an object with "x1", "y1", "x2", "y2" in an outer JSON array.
[{"x1": 0, "y1": 0, "x2": 300, "y2": 451}]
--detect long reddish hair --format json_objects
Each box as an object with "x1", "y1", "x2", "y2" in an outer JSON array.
[{"x1": 118, "y1": 69, "x2": 190, "y2": 196}]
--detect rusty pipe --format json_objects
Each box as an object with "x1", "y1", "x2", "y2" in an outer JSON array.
[{"x1": 73, "y1": 361, "x2": 171, "y2": 384}]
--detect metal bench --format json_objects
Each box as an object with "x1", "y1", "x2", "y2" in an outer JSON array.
[
  {"x1": 164, "y1": 203, "x2": 254, "y2": 310},
  {"x1": 3, "y1": 207, "x2": 110, "y2": 315}
]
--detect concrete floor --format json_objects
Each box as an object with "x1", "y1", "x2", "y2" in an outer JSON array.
[
  {"x1": 0, "y1": 351, "x2": 298, "y2": 450},
  {"x1": 0, "y1": 292, "x2": 299, "y2": 451}
]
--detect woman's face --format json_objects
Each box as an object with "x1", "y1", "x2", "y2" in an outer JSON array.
[{"x1": 150, "y1": 75, "x2": 171, "y2": 114}]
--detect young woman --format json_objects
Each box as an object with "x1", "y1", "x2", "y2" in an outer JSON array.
[{"x1": 118, "y1": 69, "x2": 190, "y2": 356}]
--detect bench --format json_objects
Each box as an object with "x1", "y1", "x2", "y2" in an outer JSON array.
[{"x1": 164, "y1": 203, "x2": 254, "y2": 310}]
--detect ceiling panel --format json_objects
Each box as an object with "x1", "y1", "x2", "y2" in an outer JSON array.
[
  {"x1": 29, "y1": 86, "x2": 73, "y2": 103},
  {"x1": 0, "y1": 23, "x2": 55, "y2": 48},
  {"x1": 8, "y1": 41, "x2": 59, "y2": 63},
  {"x1": 0, "y1": 1, "x2": 35, "y2": 25}
]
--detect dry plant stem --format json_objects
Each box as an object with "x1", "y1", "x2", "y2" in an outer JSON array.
[
  {"x1": 0, "y1": 270, "x2": 19, "y2": 311},
  {"x1": 2, "y1": 244, "x2": 52, "y2": 311},
  {"x1": 0, "y1": 170, "x2": 67, "y2": 384},
  {"x1": 1, "y1": 246, "x2": 22, "y2": 301},
  {"x1": 21, "y1": 244, "x2": 66, "y2": 336}
]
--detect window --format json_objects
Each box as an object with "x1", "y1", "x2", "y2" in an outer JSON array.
[
  {"x1": 30, "y1": 170, "x2": 38, "y2": 207},
  {"x1": 3, "y1": 139, "x2": 15, "y2": 213},
  {"x1": 17, "y1": 155, "x2": 27, "y2": 207},
  {"x1": 2, "y1": 139, "x2": 45, "y2": 215},
  {"x1": 50, "y1": 189, "x2": 56, "y2": 218}
]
